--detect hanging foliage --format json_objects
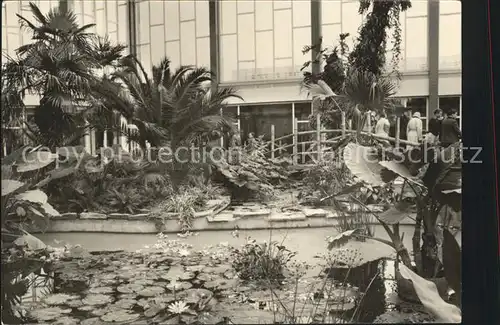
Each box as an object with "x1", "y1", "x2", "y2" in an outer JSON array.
[{"x1": 349, "y1": 0, "x2": 412, "y2": 77}]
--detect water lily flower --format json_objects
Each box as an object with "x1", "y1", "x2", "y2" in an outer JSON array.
[
  {"x1": 168, "y1": 301, "x2": 189, "y2": 314},
  {"x1": 178, "y1": 249, "x2": 190, "y2": 257}
]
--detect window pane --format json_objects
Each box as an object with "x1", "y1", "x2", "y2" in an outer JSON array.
[
  {"x1": 223, "y1": 106, "x2": 238, "y2": 120},
  {"x1": 294, "y1": 102, "x2": 312, "y2": 120},
  {"x1": 407, "y1": 97, "x2": 427, "y2": 118},
  {"x1": 439, "y1": 96, "x2": 461, "y2": 116}
]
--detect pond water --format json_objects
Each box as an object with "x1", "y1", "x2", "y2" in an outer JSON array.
[
  {"x1": 38, "y1": 225, "x2": 426, "y2": 264},
  {"x1": 34, "y1": 226, "x2": 460, "y2": 323}
]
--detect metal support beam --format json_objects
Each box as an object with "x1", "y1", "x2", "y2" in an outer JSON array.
[
  {"x1": 428, "y1": 0, "x2": 440, "y2": 114},
  {"x1": 128, "y1": 0, "x2": 137, "y2": 57},
  {"x1": 311, "y1": 0, "x2": 322, "y2": 75},
  {"x1": 209, "y1": 0, "x2": 220, "y2": 92},
  {"x1": 59, "y1": 0, "x2": 68, "y2": 12}
]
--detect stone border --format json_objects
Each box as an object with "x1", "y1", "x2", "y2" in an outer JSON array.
[{"x1": 30, "y1": 203, "x2": 417, "y2": 234}]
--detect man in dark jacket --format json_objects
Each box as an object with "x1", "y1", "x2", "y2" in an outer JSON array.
[
  {"x1": 440, "y1": 109, "x2": 462, "y2": 147},
  {"x1": 426, "y1": 109, "x2": 443, "y2": 144}
]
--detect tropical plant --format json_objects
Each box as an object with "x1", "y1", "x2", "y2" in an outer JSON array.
[
  {"x1": 94, "y1": 56, "x2": 242, "y2": 189},
  {"x1": 325, "y1": 141, "x2": 462, "y2": 322},
  {"x1": 1, "y1": 147, "x2": 61, "y2": 323},
  {"x1": 1, "y1": 2, "x2": 125, "y2": 150}
]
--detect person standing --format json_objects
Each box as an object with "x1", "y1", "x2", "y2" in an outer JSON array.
[
  {"x1": 407, "y1": 112, "x2": 423, "y2": 147},
  {"x1": 440, "y1": 109, "x2": 462, "y2": 147},
  {"x1": 425, "y1": 109, "x2": 443, "y2": 145},
  {"x1": 374, "y1": 111, "x2": 391, "y2": 137},
  {"x1": 399, "y1": 110, "x2": 411, "y2": 140}
]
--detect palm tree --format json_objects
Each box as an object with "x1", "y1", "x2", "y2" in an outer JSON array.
[
  {"x1": 95, "y1": 55, "x2": 242, "y2": 188},
  {"x1": 1, "y1": 2, "x2": 125, "y2": 149},
  {"x1": 100, "y1": 56, "x2": 241, "y2": 149}
]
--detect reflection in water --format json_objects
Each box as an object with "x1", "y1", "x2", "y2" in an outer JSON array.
[{"x1": 327, "y1": 259, "x2": 401, "y2": 323}]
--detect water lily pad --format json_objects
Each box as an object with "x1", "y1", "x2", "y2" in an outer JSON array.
[
  {"x1": 78, "y1": 306, "x2": 94, "y2": 312},
  {"x1": 101, "y1": 310, "x2": 140, "y2": 323},
  {"x1": 203, "y1": 265, "x2": 231, "y2": 274},
  {"x1": 177, "y1": 288, "x2": 214, "y2": 305},
  {"x1": 113, "y1": 299, "x2": 137, "y2": 310},
  {"x1": 62, "y1": 299, "x2": 81, "y2": 309},
  {"x1": 137, "y1": 286, "x2": 165, "y2": 297},
  {"x1": 131, "y1": 278, "x2": 155, "y2": 286},
  {"x1": 144, "y1": 303, "x2": 166, "y2": 318},
  {"x1": 43, "y1": 294, "x2": 80, "y2": 306},
  {"x1": 80, "y1": 318, "x2": 101, "y2": 325},
  {"x1": 117, "y1": 283, "x2": 144, "y2": 294},
  {"x1": 162, "y1": 266, "x2": 195, "y2": 281},
  {"x1": 166, "y1": 281, "x2": 192, "y2": 291},
  {"x1": 91, "y1": 307, "x2": 111, "y2": 317},
  {"x1": 151, "y1": 295, "x2": 176, "y2": 304},
  {"x1": 30, "y1": 307, "x2": 72, "y2": 321},
  {"x1": 51, "y1": 316, "x2": 80, "y2": 325},
  {"x1": 204, "y1": 278, "x2": 237, "y2": 291},
  {"x1": 196, "y1": 273, "x2": 215, "y2": 282},
  {"x1": 186, "y1": 265, "x2": 205, "y2": 273},
  {"x1": 118, "y1": 294, "x2": 137, "y2": 300},
  {"x1": 82, "y1": 294, "x2": 114, "y2": 306},
  {"x1": 118, "y1": 271, "x2": 136, "y2": 280},
  {"x1": 89, "y1": 286, "x2": 114, "y2": 294}
]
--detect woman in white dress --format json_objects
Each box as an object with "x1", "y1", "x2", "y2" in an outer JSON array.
[
  {"x1": 406, "y1": 112, "x2": 423, "y2": 148},
  {"x1": 374, "y1": 112, "x2": 390, "y2": 137}
]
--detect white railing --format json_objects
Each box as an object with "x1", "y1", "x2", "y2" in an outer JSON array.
[{"x1": 229, "y1": 55, "x2": 461, "y2": 83}]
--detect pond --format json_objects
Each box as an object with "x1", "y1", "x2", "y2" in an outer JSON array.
[{"x1": 30, "y1": 226, "x2": 459, "y2": 323}]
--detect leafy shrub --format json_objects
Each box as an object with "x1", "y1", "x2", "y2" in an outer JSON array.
[
  {"x1": 43, "y1": 150, "x2": 173, "y2": 213},
  {"x1": 151, "y1": 185, "x2": 224, "y2": 232},
  {"x1": 231, "y1": 238, "x2": 297, "y2": 282}
]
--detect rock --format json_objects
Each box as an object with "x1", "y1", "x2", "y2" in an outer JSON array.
[
  {"x1": 107, "y1": 213, "x2": 131, "y2": 219},
  {"x1": 303, "y1": 208, "x2": 328, "y2": 218},
  {"x1": 268, "y1": 212, "x2": 306, "y2": 222},
  {"x1": 53, "y1": 212, "x2": 78, "y2": 220},
  {"x1": 80, "y1": 212, "x2": 107, "y2": 220},
  {"x1": 326, "y1": 211, "x2": 341, "y2": 218},
  {"x1": 233, "y1": 208, "x2": 271, "y2": 218},
  {"x1": 366, "y1": 204, "x2": 385, "y2": 212},
  {"x1": 194, "y1": 210, "x2": 212, "y2": 218},
  {"x1": 206, "y1": 213, "x2": 235, "y2": 223},
  {"x1": 205, "y1": 199, "x2": 225, "y2": 209},
  {"x1": 14, "y1": 233, "x2": 46, "y2": 250},
  {"x1": 127, "y1": 213, "x2": 149, "y2": 220}
]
